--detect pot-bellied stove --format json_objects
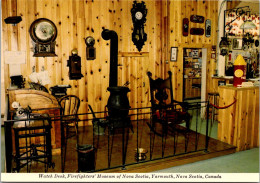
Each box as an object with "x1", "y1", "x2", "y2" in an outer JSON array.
[
  {"x1": 101, "y1": 29, "x2": 132, "y2": 170},
  {"x1": 107, "y1": 86, "x2": 130, "y2": 130},
  {"x1": 101, "y1": 29, "x2": 131, "y2": 131}
]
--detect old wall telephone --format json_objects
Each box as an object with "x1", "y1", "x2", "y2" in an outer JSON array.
[
  {"x1": 67, "y1": 49, "x2": 83, "y2": 80},
  {"x1": 85, "y1": 36, "x2": 96, "y2": 60}
]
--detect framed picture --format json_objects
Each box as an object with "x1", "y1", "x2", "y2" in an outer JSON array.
[
  {"x1": 170, "y1": 47, "x2": 178, "y2": 61},
  {"x1": 232, "y1": 38, "x2": 243, "y2": 50},
  {"x1": 211, "y1": 53, "x2": 216, "y2": 59}
]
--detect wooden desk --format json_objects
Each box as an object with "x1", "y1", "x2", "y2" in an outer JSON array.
[
  {"x1": 7, "y1": 89, "x2": 61, "y2": 150},
  {"x1": 218, "y1": 86, "x2": 259, "y2": 151}
]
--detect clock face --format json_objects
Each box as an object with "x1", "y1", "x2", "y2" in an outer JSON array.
[
  {"x1": 29, "y1": 18, "x2": 57, "y2": 44},
  {"x1": 135, "y1": 11, "x2": 143, "y2": 20},
  {"x1": 35, "y1": 21, "x2": 55, "y2": 42}
]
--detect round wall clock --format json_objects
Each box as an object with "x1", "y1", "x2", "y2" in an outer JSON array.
[
  {"x1": 131, "y1": 1, "x2": 147, "y2": 52},
  {"x1": 29, "y1": 18, "x2": 57, "y2": 57},
  {"x1": 135, "y1": 11, "x2": 143, "y2": 20}
]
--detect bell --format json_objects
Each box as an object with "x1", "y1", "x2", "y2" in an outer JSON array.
[{"x1": 71, "y1": 49, "x2": 78, "y2": 55}]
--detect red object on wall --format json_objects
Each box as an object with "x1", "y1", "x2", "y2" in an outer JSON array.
[
  {"x1": 190, "y1": 28, "x2": 204, "y2": 35},
  {"x1": 183, "y1": 18, "x2": 189, "y2": 36}
]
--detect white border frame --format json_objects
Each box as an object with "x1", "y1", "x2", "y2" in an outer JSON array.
[{"x1": 170, "y1": 47, "x2": 178, "y2": 62}]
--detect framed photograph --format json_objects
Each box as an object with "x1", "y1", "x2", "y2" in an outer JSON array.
[
  {"x1": 211, "y1": 53, "x2": 216, "y2": 59},
  {"x1": 170, "y1": 47, "x2": 178, "y2": 61},
  {"x1": 232, "y1": 38, "x2": 243, "y2": 50}
]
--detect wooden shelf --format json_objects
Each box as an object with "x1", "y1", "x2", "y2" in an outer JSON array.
[
  {"x1": 185, "y1": 77, "x2": 201, "y2": 79},
  {"x1": 184, "y1": 57, "x2": 201, "y2": 59},
  {"x1": 118, "y1": 52, "x2": 149, "y2": 57},
  {"x1": 184, "y1": 67, "x2": 201, "y2": 69}
]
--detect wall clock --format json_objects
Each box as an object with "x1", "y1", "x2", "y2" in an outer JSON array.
[
  {"x1": 131, "y1": 1, "x2": 147, "y2": 52},
  {"x1": 29, "y1": 18, "x2": 57, "y2": 57}
]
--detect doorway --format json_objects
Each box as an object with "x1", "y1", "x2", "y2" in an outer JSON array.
[
  {"x1": 183, "y1": 47, "x2": 208, "y2": 129},
  {"x1": 183, "y1": 48, "x2": 202, "y2": 101}
]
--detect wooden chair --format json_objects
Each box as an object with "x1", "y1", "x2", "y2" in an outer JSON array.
[
  {"x1": 58, "y1": 95, "x2": 80, "y2": 172},
  {"x1": 147, "y1": 71, "x2": 191, "y2": 137}
]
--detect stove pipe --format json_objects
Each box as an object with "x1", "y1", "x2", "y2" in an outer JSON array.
[
  {"x1": 101, "y1": 29, "x2": 118, "y2": 87},
  {"x1": 101, "y1": 29, "x2": 130, "y2": 125}
]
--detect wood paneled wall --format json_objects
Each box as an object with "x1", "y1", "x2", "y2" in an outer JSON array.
[
  {"x1": 2, "y1": 0, "x2": 167, "y2": 116},
  {"x1": 1, "y1": 0, "x2": 219, "y2": 116},
  {"x1": 168, "y1": 0, "x2": 218, "y2": 101}
]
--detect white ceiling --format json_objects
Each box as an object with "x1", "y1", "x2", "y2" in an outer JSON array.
[{"x1": 236, "y1": 0, "x2": 260, "y2": 14}]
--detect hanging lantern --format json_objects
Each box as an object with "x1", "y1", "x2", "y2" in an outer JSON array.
[
  {"x1": 219, "y1": 37, "x2": 229, "y2": 56},
  {"x1": 240, "y1": 20, "x2": 257, "y2": 30}
]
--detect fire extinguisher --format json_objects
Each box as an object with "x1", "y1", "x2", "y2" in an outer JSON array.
[{"x1": 233, "y1": 54, "x2": 246, "y2": 87}]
